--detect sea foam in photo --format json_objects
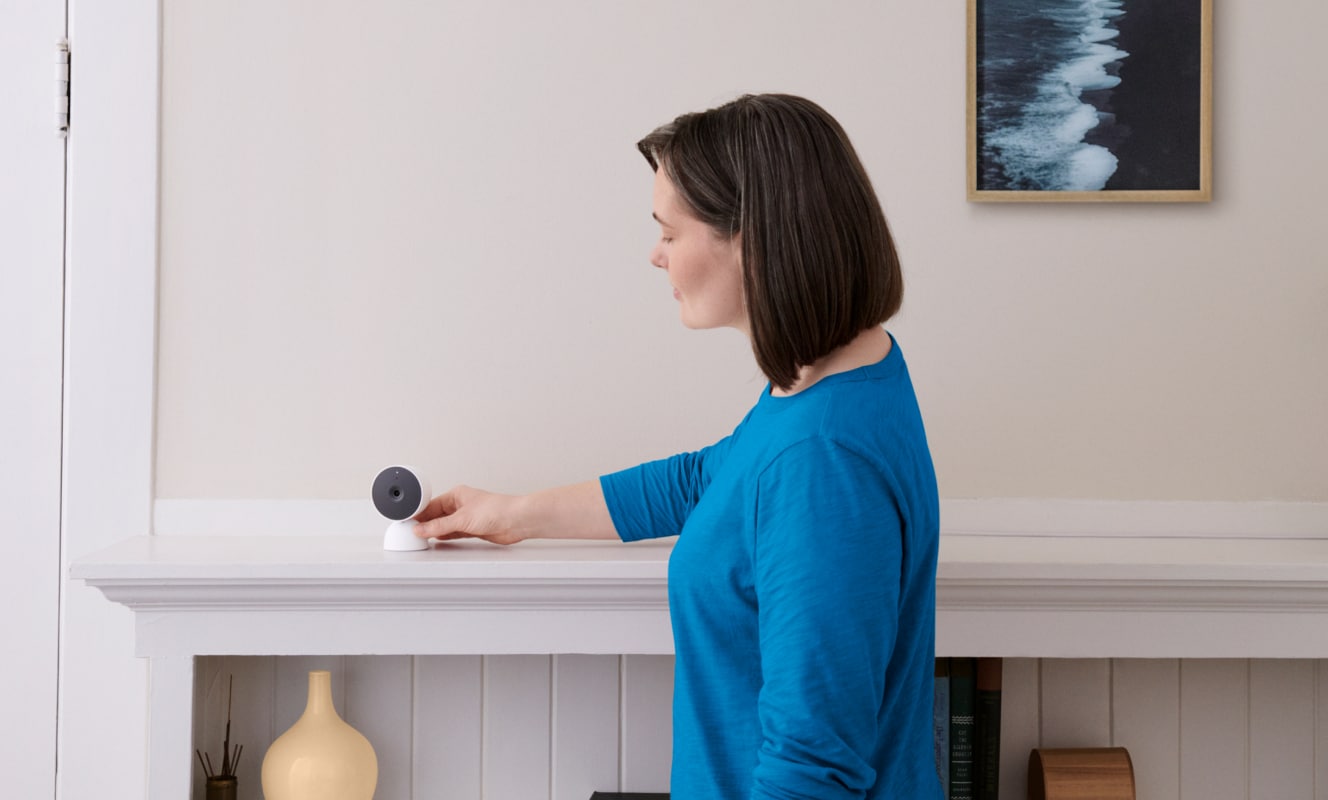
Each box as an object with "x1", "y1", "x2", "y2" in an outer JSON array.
[{"x1": 976, "y1": 0, "x2": 1130, "y2": 191}]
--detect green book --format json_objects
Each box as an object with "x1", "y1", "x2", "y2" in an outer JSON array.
[{"x1": 948, "y1": 657, "x2": 976, "y2": 800}]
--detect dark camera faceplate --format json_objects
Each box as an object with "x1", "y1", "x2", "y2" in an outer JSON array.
[{"x1": 372, "y1": 467, "x2": 423, "y2": 521}]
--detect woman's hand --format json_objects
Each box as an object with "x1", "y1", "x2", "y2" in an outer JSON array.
[
  {"x1": 413, "y1": 486, "x2": 527, "y2": 545},
  {"x1": 413, "y1": 480, "x2": 620, "y2": 545}
]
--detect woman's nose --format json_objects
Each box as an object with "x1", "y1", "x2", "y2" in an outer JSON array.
[{"x1": 649, "y1": 244, "x2": 666, "y2": 270}]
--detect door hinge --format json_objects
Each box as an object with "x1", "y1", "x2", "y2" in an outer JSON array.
[{"x1": 56, "y1": 38, "x2": 70, "y2": 138}]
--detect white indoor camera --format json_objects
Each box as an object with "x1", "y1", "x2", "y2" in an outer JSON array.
[{"x1": 372, "y1": 465, "x2": 433, "y2": 551}]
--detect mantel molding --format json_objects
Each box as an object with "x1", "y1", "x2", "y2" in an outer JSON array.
[
  {"x1": 88, "y1": 575, "x2": 669, "y2": 612},
  {"x1": 74, "y1": 529, "x2": 1328, "y2": 659}
]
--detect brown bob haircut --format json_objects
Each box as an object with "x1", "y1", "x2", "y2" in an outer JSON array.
[{"x1": 637, "y1": 93, "x2": 902, "y2": 391}]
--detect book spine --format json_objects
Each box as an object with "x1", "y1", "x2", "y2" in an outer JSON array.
[
  {"x1": 975, "y1": 658, "x2": 1002, "y2": 800},
  {"x1": 934, "y1": 658, "x2": 950, "y2": 798},
  {"x1": 948, "y1": 657, "x2": 976, "y2": 800}
]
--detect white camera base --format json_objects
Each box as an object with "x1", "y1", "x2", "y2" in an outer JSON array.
[{"x1": 383, "y1": 519, "x2": 429, "y2": 551}]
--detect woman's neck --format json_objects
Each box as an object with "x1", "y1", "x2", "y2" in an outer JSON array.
[{"x1": 771, "y1": 326, "x2": 892, "y2": 397}]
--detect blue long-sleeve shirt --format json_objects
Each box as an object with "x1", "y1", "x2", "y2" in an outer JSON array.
[{"x1": 601, "y1": 334, "x2": 941, "y2": 799}]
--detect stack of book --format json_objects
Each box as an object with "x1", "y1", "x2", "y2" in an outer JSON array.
[{"x1": 935, "y1": 657, "x2": 1002, "y2": 800}]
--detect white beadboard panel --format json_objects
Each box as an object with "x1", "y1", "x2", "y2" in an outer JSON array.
[
  {"x1": 230, "y1": 656, "x2": 276, "y2": 800},
  {"x1": 191, "y1": 659, "x2": 211, "y2": 800},
  {"x1": 1039, "y1": 659, "x2": 1112, "y2": 748},
  {"x1": 413, "y1": 655, "x2": 483, "y2": 800},
  {"x1": 345, "y1": 655, "x2": 415, "y2": 800},
  {"x1": 1112, "y1": 659, "x2": 1180, "y2": 800},
  {"x1": 1318, "y1": 661, "x2": 1328, "y2": 800},
  {"x1": 183, "y1": 654, "x2": 1328, "y2": 800},
  {"x1": 275, "y1": 655, "x2": 348, "y2": 735},
  {"x1": 1249, "y1": 660, "x2": 1315, "y2": 800},
  {"x1": 194, "y1": 656, "x2": 276, "y2": 800},
  {"x1": 553, "y1": 655, "x2": 622, "y2": 799},
  {"x1": 1179, "y1": 659, "x2": 1248, "y2": 800},
  {"x1": 621, "y1": 655, "x2": 675, "y2": 793},
  {"x1": 484, "y1": 655, "x2": 553, "y2": 800},
  {"x1": 999, "y1": 658, "x2": 1040, "y2": 800}
]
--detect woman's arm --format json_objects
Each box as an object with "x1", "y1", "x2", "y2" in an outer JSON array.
[
  {"x1": 412, "y1": 480, "x2": 619, "y2": 545},
  {"x1": 751, "y1": 440, "x2": 902, "y2": 799}
]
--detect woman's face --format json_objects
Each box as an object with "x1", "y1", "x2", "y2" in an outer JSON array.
[{"x1": 649, "y1": 169, "x2": 746, "y2": 334}]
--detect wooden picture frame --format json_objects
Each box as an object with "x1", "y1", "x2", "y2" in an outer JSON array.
[{"x1": 967, "y1": 0, "x2": 1212, "y2": 202}]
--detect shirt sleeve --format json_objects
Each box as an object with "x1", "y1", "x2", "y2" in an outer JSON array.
[
  {"x1": 599, "y1": 433, "x2": 735, "y2": 542},
  {"x1": 750, "y1": 438, "x2": 902, "y2": 799}
]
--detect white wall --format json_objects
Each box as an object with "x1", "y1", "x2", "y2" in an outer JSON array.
[{"x1": 154, "y1": 0, "x2": 1328, "y2": 505}]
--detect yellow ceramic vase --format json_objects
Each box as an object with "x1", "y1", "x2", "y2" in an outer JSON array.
[{"x1": 261, "y1": 670, "x2": 378, "y2": 800}]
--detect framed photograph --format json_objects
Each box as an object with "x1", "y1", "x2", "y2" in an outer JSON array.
[{"x1": 967, "y1": 0, "x2": 1212, "y2": 202}]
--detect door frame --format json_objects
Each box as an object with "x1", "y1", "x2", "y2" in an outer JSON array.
[{"x1": 56, "y1": 0, "x2": 159, "y2": 797}]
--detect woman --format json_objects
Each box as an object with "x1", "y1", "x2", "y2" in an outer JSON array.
[{"x1": 414, "y1": 94, "x2": 941, "y2": 799}]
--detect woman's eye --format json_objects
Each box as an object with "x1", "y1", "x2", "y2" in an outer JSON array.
[{"x1": 661, "y1": 236, "x2": 673, "y2": 244}]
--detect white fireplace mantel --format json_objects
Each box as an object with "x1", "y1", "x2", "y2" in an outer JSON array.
[
  {"x1": 75, "y1": 530, "x2": 1328, "y2": 662},
  {"x1": 72, "y1": 523, "x2": 1328, "y2": 799}
]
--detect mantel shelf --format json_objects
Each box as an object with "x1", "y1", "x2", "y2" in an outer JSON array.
[{"x1": 74, "y1": 533, "x2": 1328, "y2": 660}]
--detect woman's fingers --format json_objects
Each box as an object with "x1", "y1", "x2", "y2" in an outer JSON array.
[
  {"x1": 412, "y1": 485, "x2": 523, "y2": 545},
  {"x1": 415, "y1": 488, "x2": 464, "y2": 522}
]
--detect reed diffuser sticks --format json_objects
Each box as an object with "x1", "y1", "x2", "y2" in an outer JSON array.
[{"x1": 196, "y1": 675, "x2": 243, "y2": 779}]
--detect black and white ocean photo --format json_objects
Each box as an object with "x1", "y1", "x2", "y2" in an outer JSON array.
[{"x1": 971, "y1": 0, "x2": 1209, "y2": 199}]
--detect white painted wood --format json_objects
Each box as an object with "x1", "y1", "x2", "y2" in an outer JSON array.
[
  {"x1": 1317, "y1": 661, "x2": 1328, "y2": 800},
  {"x1": 942, "y1": 499, "x2": 1328, "y2": 539},
  {"x1": 344, "y1": 655, "x2": 415, "y2": 800},
  {"x1": 552, "y1": 655, "x2": 621, "y2": 799},
  {"x1": 413, "y1": 656, "x2": 483, "y2": 800},
  {"x1": 168, "y1": 653, "x2": 1328, "y2": 800},
  {"x1": 73, "y1": 535, "x2": 676, "y2": 656},
  {"x1": 1112, "y1": 659, "x2": 1180, "y2": 800},
  {"x1": 148, "y1": 657, "x2": 195, "y2": 800},
  {"x1": 1249, "y1": 660, "x2": 1315, "y2": 800},
  {"x1": 1040, "y1": 659, "x2": 1112, "y2": 748},
  {"x1": 57, "y1": 0, "x2": 159, "y2": 797},
  {"x1": 998, "y1": 658, "x2": 1039, "y2": 800},
  {"x1": 484, "y1": 655, "x2": 552, "y2": 800},
  {"x1": 192, "y1": 657, "x2": 227, "y2": 800},
  {"x1": 943, "y1": 609, "x2": 1328, "y2": 659},
  {"x1": 1179, "y1": 659, "x2": 1248, "y2": 800},
  {"x1": 77, "y1": 533, "x2": 1328, "y2": 660},
  {"x1": 0, "y1": 1, "x2": 65, "y2": 795},
  {"x1": 621, "y1": 655, "x2": 674, "y2": 793}
]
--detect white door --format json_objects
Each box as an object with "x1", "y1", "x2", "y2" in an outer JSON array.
[{"x1": 0, "y1": 1, "x2": 68, "y2": 797}]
